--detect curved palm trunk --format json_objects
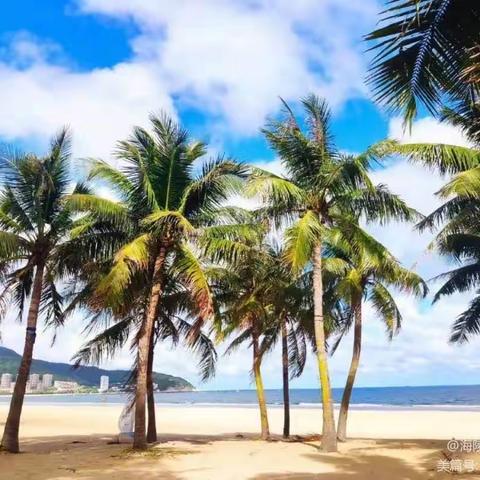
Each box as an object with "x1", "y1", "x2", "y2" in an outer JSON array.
[
  {"x1": 281, "y1": 316, "x2": 290, "y2": 438},
  {"x1": 252, "y1": 327, "x2": 269, "y2": 440},
  {"x1": 312, "y1": 244, "x2": 337, "y2": 452},
  {"x1": 337, "y1": 297, "x2": 362, "y2": 442},
  {"x1": 1, "y1": 262, "x2": 45, "y2": 453},
  {"x1": 133, "y1": 246, "x2": 166, "y2": 450},
  {"x1": 146, "y1": 330, "x2": 157, "y2": 443}
]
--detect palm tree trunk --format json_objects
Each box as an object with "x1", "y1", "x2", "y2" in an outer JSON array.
[
  {"x1": 312, "y1": 243, "x2": 337, "y2": 452},
  {"x1": 252, "y1": 327, "x2": 269, "y2": 440},
  {"x1": 337, "y1": 296, "x2": 362, "y2": 442},
  {"x1": 146, "y1": 329, "x2": 157, "y2": 443},
  {"x1": 1, "y1": 262, "x2": 45, "y2": 453},
  {"x1": 133, "y1": 246, "x2": 166, "y2": 450},
  {"x1": 281, "y1": 316, "x2": 290, "y2": 438}
]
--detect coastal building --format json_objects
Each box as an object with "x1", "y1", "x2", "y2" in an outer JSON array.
[
  {"x1": 53, "y1": 380, "x2": 79, "y2": 392},
  {"x1": 0, "y1": 373, "x2": 12, "y2": 390},
  {"x1": 42, "y1": 374, "x2": 53, "y2": 389},
  {"x1": 29, "y1": 373, "x2": 40, "y2": 390},
  {"x1": 99, "y1": 375, "x2": 109, "y2": 393}
]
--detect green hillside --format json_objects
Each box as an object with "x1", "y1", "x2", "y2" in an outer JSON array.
[{"x1": 0, "y1": 346, "x2": 193, "y2": 391}]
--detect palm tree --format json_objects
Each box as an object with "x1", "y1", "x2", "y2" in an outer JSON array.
[
  {"x1": 266, "y1": 257, "x2": 314, "y2": 439},
  {"x1": 212, "y1": 230, "x2": 273, "y2": 440},
  {"x1": 255, "y1": 247, "x2": 351, "y2": 439},
  {"x1": 72, "y1": 270, "x2": 217, "y2": 442},
  {"x1": 366, "y1": 0, "x2": 480, "y2": 124},
  {"x1": 69, "y1": 113, "x2": 247, "y2": 449},
  {"x1": 248, "y1": 94, "x2": 416, "y2": 451},
  {"x1": 0, "y1": 130, "x2": 102, "y2": 453},
  {"x1": 324, "y1": 225, "x2": 427, "y2": 441}
]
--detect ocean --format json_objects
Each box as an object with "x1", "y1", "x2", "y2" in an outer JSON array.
[{"x1": 2, "y1": 385, "x2": 480, "y2": 410}]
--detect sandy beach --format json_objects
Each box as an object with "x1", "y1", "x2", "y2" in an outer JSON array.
[{"x1": 1, "y1": 404, "x2": 479, "y2": 479}]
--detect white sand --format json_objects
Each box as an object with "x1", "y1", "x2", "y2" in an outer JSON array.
[{"x1": 1, "y1": 404, "x2": 477, "y2": 479}]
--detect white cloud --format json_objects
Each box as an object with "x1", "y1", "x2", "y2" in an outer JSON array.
[
  {"x1": 0, "y1": 49, "x2": 175, "y2": 160},
  {"x1": 389, "y1": 116, "x2": 473, "y2": 148},
  {"x1": 0, "y1": 0, "x2": 380, "y2": 160},
  {"x1": 77, "y1": 0, "x2": 378, "y2": 135}
]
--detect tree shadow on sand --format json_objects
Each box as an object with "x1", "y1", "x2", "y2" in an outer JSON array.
[
  {"x1": 251, "y1": 438, "x2": 453, "y2": 480},
  {"x1": 251, "y1": 455, "x2": 449, "y2": 480},
  {"x1": 1, "y1": 433, "x2": 458, "y2": 480},
  {"x1": 2, "y1": 434, "x2": 187, "y2": 480}
]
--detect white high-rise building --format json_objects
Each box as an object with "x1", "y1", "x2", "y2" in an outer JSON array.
[
  {"x1": 42, "y1": 374, "x2": 53, "y2": 389},
  {"x1": 99, "y1": 375, "x2": 109, "y2": 392},
  {"x1": 29, "y1": 373, "x2": 40, "y2": 390},
  {"x1": 1, "y1": 373, "x2": 12, "y2": 390}
]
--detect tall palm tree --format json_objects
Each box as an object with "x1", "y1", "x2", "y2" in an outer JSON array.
[
  {"x1": 212, "y1": 229, "x2": 274, "y2": 440},
  {"x1": 69, "y1": 113, "x2": 247, "y2": 449},
  {"x1": 0, "y1": 130, "x2": 101, "y2": 453},
  {"x1": 248, "y1": 94, "x2": 416, "y2": 451},
  {"x1": 366, "y1": 0, "x2": 480, "y2": 124},
  {"x1": 256, "y1": 248, "x2": 350, "y2": 439},
  {"x1": 73, "y1": 270, "x2": 217, "y2": 442},
  {"x1": 324, "y1": 226, "x2": 427, "y2": 441},
  {"x1": 265, "y1": 257, "x2": 314, "y2": 439}
]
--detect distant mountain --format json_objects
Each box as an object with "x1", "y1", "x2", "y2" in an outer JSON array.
[{"x1": 0, "y1": 346, "x2": 193, "y2": 391}]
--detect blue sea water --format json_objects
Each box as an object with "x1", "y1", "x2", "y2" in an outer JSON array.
[{"x1": 2, "y1": 385, "x2": 480, "y2": 410}]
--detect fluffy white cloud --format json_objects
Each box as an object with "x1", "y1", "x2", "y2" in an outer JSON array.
[
  {"x1": 389, "y1": 116, "x2": 473, "y2": 148},
  {"x1": 78, "y1": 0, "x2": 379, "y2": 121},
  {"x1": 0, "y1": 0, "x2": 379, "y2": 162},
  {"x1": 0, "y1": 35, "x2": 175, "y2": 161}
]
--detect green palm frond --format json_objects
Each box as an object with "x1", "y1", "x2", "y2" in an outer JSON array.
[
  {"x1": 173, "y1": 243, "x2": 213, "y2": 319},
  {"x1": 377, "y1": 140, "x2": 479, "y2": 175},
  {"x1": 436, "y1": 233, "x2": 480, "y2": 262},
  {"x1": 224, "y1": 328, "x2": 253, "y2": 355},
  {"x1": 417, "y1": 196, "x2": 476, "y2": 232},
  {"x1": 366, "y1": 0, "x2": 479, "y2": 123},
  {"x1": 450, "y1": 293, "x2": 480, "y2": 344},
  {"x1": 284, "y1": 211, "x2": 324, "y2": 272},
  {"x1": 369, "y1": 283, "x2": 402, "y2": 340},
  {"x1": 439, "y1": 166, "x2": 480, "y2": 198},
  {"x1": 175, "y1": 318, "x2": 217, "y2": 381},
  {"x1": 287, "y1": 322, "x2": 308, "y2": 379},
  {"x1": 433, "y1": 263, "x2": 480, "y2": 302},
  {"x1": 0, "y1": 231, "x2": 26, "y2": 259},
  {"x1": 72, "y1": 318, "x2": 133, "y2": 366},
  {"x1": 143, "y1": 210, "x2": 195, "y2": 235},
  {"x1": 180, "y1": 157, "x2": 248, "y2": 217},
  {"x1": 95, "y1": 233, "x2": 151, "y2": 305},
  {"x1": 87, "y1": 158, "x2": 135, "y2": 198},
  {"x1": 66, "y1": 193, "x2": 130, "y2": 227},
  {"x1": 245, "y1": 168, "x2": 305, "y2": 208},
  {"x1": 345, "y1": 184, "x2": 422, "y2": 225}
]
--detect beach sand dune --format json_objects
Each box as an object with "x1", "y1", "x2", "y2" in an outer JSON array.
[{"x1": 1, "y1": 405, "x2": 477, "y2": 479}]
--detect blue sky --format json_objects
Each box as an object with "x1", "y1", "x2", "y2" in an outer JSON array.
[{"x1": 1, "y1": 1, "x2": 478, "y2": 390}]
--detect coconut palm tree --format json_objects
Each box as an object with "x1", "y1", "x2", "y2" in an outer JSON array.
[
  {"x1": 248, "y1": 94, "x2": 417, "y2": 451},
  {"x1": 255, "y1": 247, "x2": 351, "y2": 439},
  {"x1": 366, "y1": 0, "x2": 480, "y2": 124},
  {"x1": 265, "y1": 258, "x2": 314, "y2": 439},
  {"x1": 72, "y1": 270, "x2": 217, "y2": 442},
  {"x1": 68, "y1": 113, "x2": 247, "y2": 449},
  {"x1": 212, "y1": 228, "x2": 273, "y2": 440},
  {"x1": 324, "y1": 225, "x2": 427, "y2": 441},
  {"x1": 0, "y1": 129, "x2": 107, "y2": 453}
]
